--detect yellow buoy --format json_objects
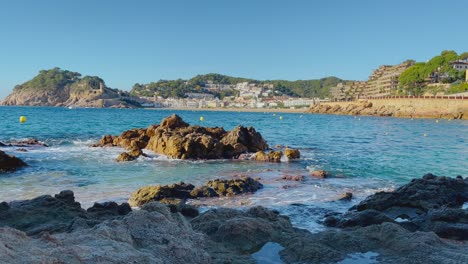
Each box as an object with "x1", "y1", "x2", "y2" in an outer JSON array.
[
  {"x1": 435, "y1": 119, "x2": 439, "y2": 123},
  {"x1": 279, "y1": 116, "x2": 283, "y2": 120},
  {"x1": 19, "y1": 116, "x2": 27, "y2": 123},
  {"x1": 199, "y1": 116, "x2": 204, "y2": 122}
]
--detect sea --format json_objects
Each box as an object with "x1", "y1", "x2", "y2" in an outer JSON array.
[{"x1": 0, "y1": 106, "x2": 467, "y2": 232}]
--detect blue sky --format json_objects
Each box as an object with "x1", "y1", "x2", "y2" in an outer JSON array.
[{"x1": 0, "y1": 0, "x2": 466, "y2": 99}]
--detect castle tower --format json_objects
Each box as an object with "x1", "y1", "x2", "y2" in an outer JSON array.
[{"x1": 99, "y1": 82, "x2": 104, "y2": 93}]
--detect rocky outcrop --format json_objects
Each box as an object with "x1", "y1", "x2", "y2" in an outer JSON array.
[
  {"x1": 284, "y1": 148, "x2": 300, "y2": 159},
  {"x1": 308, "y1": 99, "x2": 468, "y2": 120},
  {"x1": 0, "y1": 138, "x2": 48, "y2": 148},
  {"x1": 0, "y1": 150, "x2": 27, "y2": 172},
  {"x1": 0, "y1": 68, "x2": 140, "y2": 108},
  {"x1": 325, "y1": 174, "x2": 468, "y2": 240},
  {"x1": 253, "y1": 150, "x2": 283, "y2": 162},
  {"x1": 94, "y1": 114, "x2": 270, "y2": 160},
  {"x1": 0, "y1": 190, "x2": 131, "y2": 236},
  {"x1": 129, "y1": 176, "x2": 263, "y2": 207},
  {"x1": 1, "y1": 183, "x2": 468, "y2": 263}
]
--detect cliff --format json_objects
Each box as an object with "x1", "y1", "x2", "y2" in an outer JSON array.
[
  {"x1": 308, "y1": 97, "x2": 468, "y2": 119},
  {"x1": 1, "y1": 68, "x2": 140, "y2": 108}
]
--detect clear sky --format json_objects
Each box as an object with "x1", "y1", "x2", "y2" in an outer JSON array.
[{"x1": 0, "y1": 0, "x2": 467, "y2": 99}]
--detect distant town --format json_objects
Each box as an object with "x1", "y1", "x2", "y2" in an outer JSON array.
[{"x1": 134, "y1": 51, "x2": 468, "y2": 109}]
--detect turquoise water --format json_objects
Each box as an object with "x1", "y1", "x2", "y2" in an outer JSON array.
[{"x1": 0, "y1": 106, "x2": 467, "y2": 231}]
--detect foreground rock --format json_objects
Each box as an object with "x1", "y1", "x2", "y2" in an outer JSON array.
[
  {"x1": 0, "y1": 190, "x2": 131, "y2": 235},
  {"x1": 0, "y1": 150, "x2": 27, "y2": 172},
  {"x1": 1, "y1": 182, "x2": 468, "y2": 263},
  {"x1": 129, "y1": 176, "x2": 263, "y2": 207},
  {"x1": 93, "y1": 114, "x2": 270, "y2": 160},
  {"x1": 325, "y1": 174, "x2": 468, "y2": 240}
]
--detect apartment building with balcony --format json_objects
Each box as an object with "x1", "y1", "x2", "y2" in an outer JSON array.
[{"x1": 365, "y1": 60, "x2": 415, "y2": 98}]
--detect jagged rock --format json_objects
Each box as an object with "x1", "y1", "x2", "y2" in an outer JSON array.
[
  {"x1": 190, "y1": 186, "x2": 219, "y2": 198},
  {"x1": 0, "y1": 150, "x2": 27, "y2": 172},
  {"x1": 284, "y1": 148, "x2": 300, "y2": 159},
  {"x1": 205, "y1": 177, "x2": 263, "y2": 196},
  {"x1": 220, "y1": 125, "x2": 269, "y2": 156},
  {"x1": 254, "y1": 150, "x2": 282, "y2": 162},
  {"x1": 160, "y1": 114, "x2": 189, "y2": 129},
  {"x1": 2, "y1": 138, "x2": 48, "y2": 147},
  {"x1": 354, "y1": 173, "x2": 468, "y2": 212},
  {"x1": 0, "y1": 205, "x2": 211, "y2": 263},
  {"x1": 116, "y1": 152, "x2": 136, "y2": 162},
  {"x1": 310, "y1": 170, "x2": 330, "y2": 178},
  {"x1": 96, "y1": 115, "x2": 269, "y2": 160},
  {"x1": 329, "y1": 174, "x2": 468, "y2": 240},
  {"x1": 87, "y1": 202, "x2": 132, "y2": 219},
  {"x1": 191, "y1": 206, "x2": 293, "y2": 253},
  {"x1": 0, "y1": 190, "x2": 131, "y2": 236},
  {"x1": 128, "y1": 182, "x2": 195, "y2": 207},
  {"x1": 130, "y1": 177, "x2": 263, "y2": 207}
]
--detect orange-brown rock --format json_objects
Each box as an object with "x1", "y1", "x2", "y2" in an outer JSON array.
[
  {"x1": 311, "y1": 170, "x2": 330, "y2": 178},
  {"x1": 94, "y1": 115, "x2": 269, "y2": 160},
  {"x1": 284, "y1": 148, "x2": 300, "y2": 159},
  {"x1": 254, "y1": 151, "x2": 282, "y2": 162}
]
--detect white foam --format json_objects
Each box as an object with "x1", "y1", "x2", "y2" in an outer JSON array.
[{"x1": 463, "y1": 203, "x2": 468, "y2": 210}]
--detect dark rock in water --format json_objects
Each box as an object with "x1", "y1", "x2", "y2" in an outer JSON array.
[
  {"x1": 354, "y1": 173, "x2": 468, "y2": 212},
  {"x1": 206, "y1": 176, "x2": 263, "y2": 196},
  {"x1": 116, "y1": 152, "x2": 137, "y2": 162},
  {"x1": 0, "y1": 150, "x2": 27, "y2": 172},
  {"x1": 281, "y1": 175, "x2": 304, "y2": 181},
  {"x1": 9, "y1": 138, "x2": 48, "y2": 147},
  {"x1": 330, "y1": 174, "x2": 468, "y2": 240},
  {"x1": 128, "y1": 182, "x2": 195, "y2": 207},
  {"x1": 254, "y1": 150, "x2": 282, "y2": 162},
  {"x1": 129, "y1": 177, "x2": 263, "y2": 207},
  {"x1": 284, "y1": 148, "x2": 300, "y2": 159},
  {"x1": 0, "y1": 190, "x2": 131, "y2": 236},
  {"x1": 338, "y1": 192, "x2": 353, "y2": 201},
  {"x1": 324, "y1": 209, "x2": 395, "y2": 228},
  {"x1": 15, "y1": 148, "x2": 28, "y2": 152},
  {"x1": 0, "y1": 142, "x2": 6, "y2": 146},
  {"x1": 190, "y1": 186, "x2": 219, "y2": 198},
  {"x1": 310, "y1": 170, "x2": 330, "y2": 178}
]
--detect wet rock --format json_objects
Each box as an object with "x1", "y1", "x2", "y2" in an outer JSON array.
[
  {"x1": 0, "y1": 150, "x2": 27, "y2": 172},
  {"x1": 0, "y1": 204, "x2": 211, "y2": 263},
  {"x1": 324, "y1": 209, "x2": 395, "y2": 228},
  {"x1": 254, "y1": 150, "x2": 282, "y2": 162},
  {"x1": 284, "y1": 148, "x2": 300, "y2": 159},
  {"x1": 413, "y1": 207, "x2": 468, "y2": 240},
  {"x1": 339, "y1": 192, "x2": 353, "y2": 201},
  {"x1": 0, "y1": 190, "x2": 131, "y2": 236},
  {"x1": 93, "y1": 134, "x2": 116, "y2": 147},
  {"x1": 116, "y1": 152, "x2": 136, "y2": 162},
  {"x1": 354, "y1": 173, "x2": 468, "y2": 212},
  {"x1": 281, "y1": 175, "x2": 304, "y2": 181},
  {"x1": 15, "y1": 148, "x2": 28, "y2": 152},
  {"x1": 205, "y1": 177, "x2": 263, "y2": 196},
  {"x1": 190, "y1": 186, "x2": 219, "y2": 198},
  {"x1": 310, "y1": 170, "x2": 330, "y2": 178},
  {"x1": 128, "y1": 182, "x2": 195, "y2": 207},
  {"x1": 87, "y1": 202, "x2": 132, "y2": 219},
  {"x1": 191, "y1": 206, "x2": 293, "y2": 253},
  {"x1": 9, "y1": 138, "x2": 48, "y2": 147}
]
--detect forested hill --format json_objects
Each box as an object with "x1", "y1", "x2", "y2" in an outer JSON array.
[{"x1": 131, "y1": 73, "x2": 345, "y2": 98}]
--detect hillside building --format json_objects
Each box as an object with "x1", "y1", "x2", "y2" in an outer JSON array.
[{"x1": 365, "y1": 60, "x2": 415, "y2": 97}]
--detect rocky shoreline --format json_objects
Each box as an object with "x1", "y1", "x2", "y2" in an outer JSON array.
[
  {"x1": 0, "y1": 173, "x2": 467, "y2": 263},
  {"x1": 308, "y1": 99, "x2": 468, "y2": 119}
]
